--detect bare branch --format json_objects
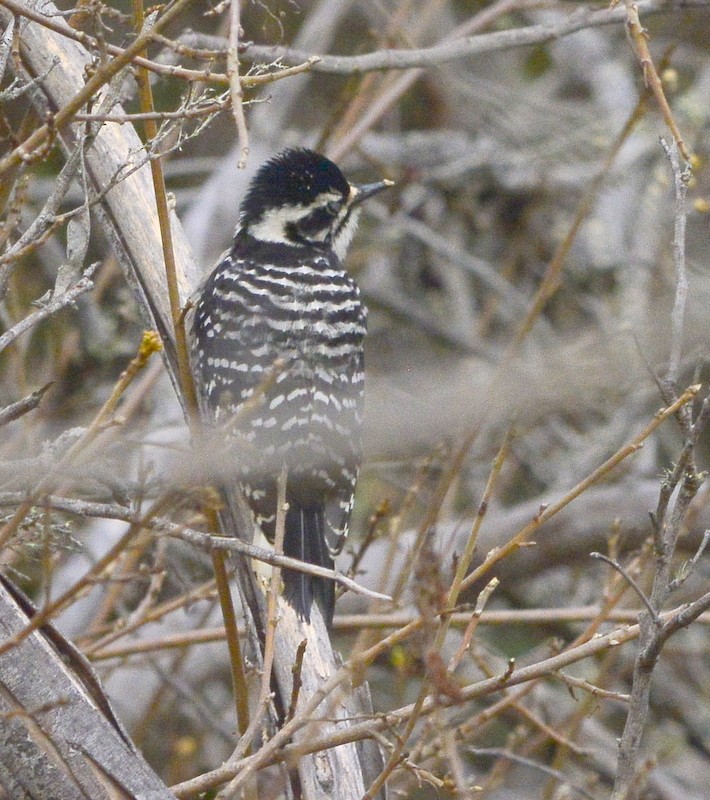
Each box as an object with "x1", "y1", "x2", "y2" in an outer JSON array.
[
  {"x1": 0, "y1": 493, "x2": 392, "y2": 603},
  {"x1": 227, "y1": 0, "x2": 249, "y2": 168},
  {"x1": 0, "y1": 264, "x2": 97, "y2": 354},
  {"x1": 590, "y1": 552, "x2": 660, "y2": 624},
  {"x1": 670, "y1": 529, "x2": 710, "y2": 591},
  {"x1": 0, "y1": 383, "x2": 52, "y2": 427},
  {"x1": 624, "y1": 2, "x2": 691, "y2": 161},
  {"x1": 240, "y1": 0, "x2": 708, "y2": 74},
  {"x1": 661, "y1": 136, "x2": 692, "y2": 384}
]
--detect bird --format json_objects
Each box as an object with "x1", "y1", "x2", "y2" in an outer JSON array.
[{"x1": 189, "y1": 148, "x2": 392, "y2": 626}]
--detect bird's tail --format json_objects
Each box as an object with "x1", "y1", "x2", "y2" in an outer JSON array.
[{"x1": 282, "y1": 504, "x2": 335, "y2": 627}]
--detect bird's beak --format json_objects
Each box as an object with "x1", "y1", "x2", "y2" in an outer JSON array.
[{"x1": 349, "y1": 178, "x2": 394, "y2": 206}]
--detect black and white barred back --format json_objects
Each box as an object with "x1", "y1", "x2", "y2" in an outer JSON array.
[{"x1": 190, "y1": 149, "x2": 391, "y2": 625}]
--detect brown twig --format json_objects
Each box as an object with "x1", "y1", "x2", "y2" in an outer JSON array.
[
  {"x1": 362, "y1": 428, "x2": 509, "y2": 800},
  {"x1": 623, "y1": 0, "x2": 691, "y2": 161},
  {"x1": 286, "y1": 639, "x2": 308, "y2": 723},
  {"x1": 85, "y1": 601, "x2": 710, "y2": 661},
  {"x1": 171, "y1": 610, "x2": 676, "y2": 797},
  {"x1": 553, "y1": 671, "x2": 630, "y2": 704},
  {"x1": 459, "y1": 385, "x2": 700, "y2": 594},
  {"x1": 447, "y1": 577, "x2": 499, "y2": 673},
  {"x1": 0, "y1": 493, "x2": 392, "y2": 602},
  {"x1": 0, "y1": 329, "x2": 161, "y2": 551},
  {"x1": 0, "y1": 504, "x2": 162, "y2": 660},
  {"x1": 590, "y1": 552, "x2": 660, "y2": 624},
  {"x1": 0, "y1": 0, "x2": 195, "y2": 178},
  {"x1": 81, "y1": 579, "x2": 218, "y2": 655}
]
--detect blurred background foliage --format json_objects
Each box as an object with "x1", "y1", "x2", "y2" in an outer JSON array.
[{"x1": 1, "y1": 0, "x2": 710, "y2": 797}]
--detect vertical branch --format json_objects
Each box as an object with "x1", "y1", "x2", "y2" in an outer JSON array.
[
  {"x1": 227, "y1": 0, "x2": 249, "y2": 169},
  {"x1": 260, "y1": 466, "x2": 288, "y2": 708},
  {"x1": 130, "y1": 0, "x2": 197, "y2": 416},
  {"x1": 130, "y1": 0, "x2": 249, "y2": 739},
  {"x1": 661, "y1": 137, "x2": 691, "y2": 385},
  {"x1": 610, "y1": 139, "x2": 696, "y2": 800}
]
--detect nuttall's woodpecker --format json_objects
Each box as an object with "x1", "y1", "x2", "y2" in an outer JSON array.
[{"x1": 190, "y1": 148, "x2": 392, "y2": 626}]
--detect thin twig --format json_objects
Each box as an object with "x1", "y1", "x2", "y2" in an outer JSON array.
[
  {"x1": 82, "y1": 579, "x2": 219, "y2": 656},
  {"x1": 171, "y1": 613, "x2": 661, "y2": 798},
  {"x1": 0, "y1": 493, "x2": 392, "y2": 602},
  {"x1": 74, "y1": 97, "x2": 230, "y2": 123},
  {"x1": 1, "y1": 0, "x2": 702, "y2": 86},
  {"x1": 0, "y1": 0, "x2": 195, "y2": 178},
  {"x1": 238, "y1": 0, "x2": 707, "y2": 74},
  {"x1": 0, "y1": 329, "x2": 160, "y2": 551},
  {"x1": 217, "y1": 469, "x2": 289, "y2": 800},
  {"x1": 445, "y1": 430, "x2": 511, "y2": 614},
  {"x1": 84, "y1": 601, "x2": 710, "y2": 660},
  {"x1": 0, "y1": 511, "x2": 154, "y2": 660},
  {"x1": 0, "y1": 264, "x2": 97, "y2": 354},
  {"x1": 670, "y1": 529, "x2": 710, "y2": 591},
  {"x1": 623, "y1": 1, "x2": 691, "y2": 161},
  {"x1": 0, "y1": 0, "x2": 319, "y2": 87},
  {"x1": 0, "y1": 139, "x2": 83, "y2": 281},
  {"x1": 611, "y1": 134, "x2": 700, "y2": 794},
  {"x1": 447, "y1": 578, "x2": 499, "y2": 673},
  {"x1": 0, "y1": 383, "x2": 52, "y2": 427},
  {"x1": 459, "y1": 385, "x2": 699, "y2": 594},
  {"x1": 553, "y1": 671, "x2": 630, "y2": 703},
  {"x1": 286, "y1": 639, "x2": 308, "y2": 723},
  {"x1": 590, "y1": 552, "x2": 660, "y2": 624}
]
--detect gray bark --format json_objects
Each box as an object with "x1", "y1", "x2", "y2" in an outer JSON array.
[{"x1": 0, "y1": 577, "x2": 176, "y2": 800}]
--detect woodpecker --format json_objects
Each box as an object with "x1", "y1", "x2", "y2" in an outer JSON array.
[{"x1": 190, "y1": 148, "x2": 392, "y2": 626}]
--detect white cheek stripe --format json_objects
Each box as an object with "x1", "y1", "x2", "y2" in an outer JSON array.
[
  {"x1": 245, "y1": 192, "x2": 361, "y2": 260},
  {"x1": 247, "y1": 204, "x2": 307, "y2": 244}
]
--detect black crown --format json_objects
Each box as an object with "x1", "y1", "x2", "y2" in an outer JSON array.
[{"x1": 240, "y1": 148, "x2": 349, "y2": 226}]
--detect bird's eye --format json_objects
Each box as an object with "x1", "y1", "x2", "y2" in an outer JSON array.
[{"x1": 326, "y1": 200, "x2": 341, "y2": 215}]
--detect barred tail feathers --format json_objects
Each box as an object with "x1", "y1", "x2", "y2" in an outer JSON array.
[{"x1": 282, "y1": 504, "x2": 336, "y2": 627}]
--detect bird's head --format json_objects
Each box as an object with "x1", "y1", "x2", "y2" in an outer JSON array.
[{"x1": 239, "y1": 148, "x2": 393, "y2": 260}]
